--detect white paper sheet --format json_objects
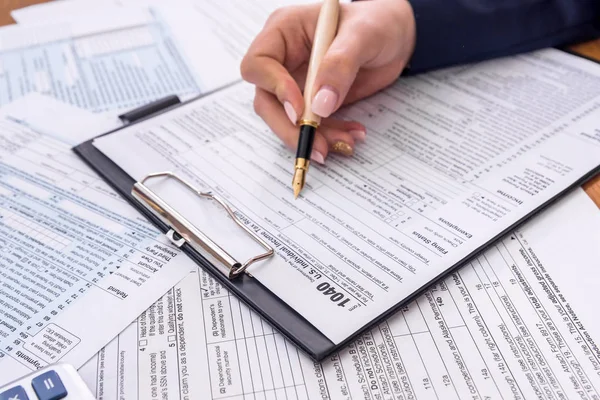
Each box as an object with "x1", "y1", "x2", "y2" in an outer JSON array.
[
  {"x1": 0, "y1": 5, "x2": 239, "y2": 112},
  {"x1": 92, "y1": 48, "x2": 600, "y2": 344},
  {"x1": 0, "y1": 96, "x2": 195, "y2": 385},
  {"x1": 11, "y1": 0, "x2": 336, "y2": 26},
  {"x1": 12, "y1": 0, "x2": 317, "y2": 63},
  {"x1": 78, "y1": 188, "x2": 600, "y2": 399}
]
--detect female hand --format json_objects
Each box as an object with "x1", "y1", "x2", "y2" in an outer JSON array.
[{"x1": 240, "y1": 0, "x2": 416, "y2": 164}]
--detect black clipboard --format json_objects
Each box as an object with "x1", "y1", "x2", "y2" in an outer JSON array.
[
  {"x1": 74, "y1": 62, "x2": 600, "y2": 361},
  {"x1": 74, "y1": 88, "x2": 338, "y2": 361}
]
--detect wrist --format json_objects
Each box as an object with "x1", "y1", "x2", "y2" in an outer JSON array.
[{"x1": 380, "y1": 0, "x2": 417, "y2": 72}]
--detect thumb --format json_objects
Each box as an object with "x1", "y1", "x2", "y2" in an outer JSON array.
[{"x1": 310, "y1": 30, "x2": 373, "y2": 118}]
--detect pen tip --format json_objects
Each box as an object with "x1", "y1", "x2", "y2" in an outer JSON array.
[{"x1": 292, "y1": 169, "x2": 305, "y2": 199}]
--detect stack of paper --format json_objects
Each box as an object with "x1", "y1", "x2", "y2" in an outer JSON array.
[
  {"x1": 0, "y1": 0, "x2": 287, "y2": 384},
  {"x1": 0, "y1": 1, "x2": 599, "y2": 400}
]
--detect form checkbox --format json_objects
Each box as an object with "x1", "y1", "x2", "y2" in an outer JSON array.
[
  {"x1": 139, "y1": 340, "x2": 148, "y2": 347},
  {"x1": 168, "y1": 335, "x2": 176, "y2": 343}
]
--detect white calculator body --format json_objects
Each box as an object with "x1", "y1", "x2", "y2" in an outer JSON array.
[{"x1": 0, "y1": 363, "x2": 94, "y2": 400}]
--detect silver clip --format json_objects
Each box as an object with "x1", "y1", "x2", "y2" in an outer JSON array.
[{"x1": 132, "y1": 171, "x2": 274, "y2": 279}]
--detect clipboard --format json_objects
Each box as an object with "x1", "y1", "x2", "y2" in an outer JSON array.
[
  {"x1": 74, "y1": 60, "x2": 600, "y2": 361},
  {"x1": 74, "y1": 89, "x2": 338, "y2": 361}
]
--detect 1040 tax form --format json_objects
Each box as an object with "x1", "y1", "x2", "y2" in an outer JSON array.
[
  {"x1": 79, "y1": 188, "x2": 600, "y2": 399},
  {"x1": 93, "y1": 48, "x2": 600, "y2": 345}
]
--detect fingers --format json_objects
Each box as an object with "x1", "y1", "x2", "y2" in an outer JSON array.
[
  {"x1": 310, "y1": 22, "x2": 378, "y2": 118},
  {"x1": 241, "y1": 6, "x2": 318, "y2": 124},
  {"x1": 242, "y1": 4, "x2": 374, "y2": 160},
  {"x1": 254, "y1": 88, "x2": 328, "y2": 162},
  {"x1": 242, "y1": 56, "x2": 304, "y2": 125},
  {"x1": 322, "y1": 118, "x2": 367, "y2": 143},
  {"x1": 320, "y1": 124, "x2": 356, "y2": 158},
  {"x1": 343, "y1": 62, "x2": 405, "y2": 105},
  {"x1": 254, "y1": 88, "x2": 364, "y2": 162}
]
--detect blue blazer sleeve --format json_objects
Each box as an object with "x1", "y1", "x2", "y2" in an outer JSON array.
[{"x1": 406, "y1": 0, "x2": 600, "y2": 73}]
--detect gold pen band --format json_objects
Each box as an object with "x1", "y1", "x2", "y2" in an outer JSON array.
[
  {"x1": 299, "y1": 119, "x2": 319, "y2": 129},
  {"x1": 294, "y1": 157, "x2": 310, "y2": 171}
]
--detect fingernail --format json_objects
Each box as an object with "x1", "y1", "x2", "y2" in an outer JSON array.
[
  {"x1": 284, "y1": 101, "x2": 297, "y2": 125},
  {"x1": 349, "y1": 130, "x2": 366, "y2": 142},
  {"x1": 311, "y1": 86, "x2": 338, "y2": 118},
  {"x1": 310, "y1": 150, "x2": 325, "y2": 165},
  {"x1": 331, "y1": 141, "x2": 353, "y2": 157}
]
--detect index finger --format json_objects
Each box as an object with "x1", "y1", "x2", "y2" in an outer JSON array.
[{"x1": 240, "y1": 5, "x2": 319, "y2": 115}]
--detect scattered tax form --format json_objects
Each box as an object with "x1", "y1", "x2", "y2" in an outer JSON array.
[
  {"x1": 12, "y1": 0, "x2": 319, "y2": 64},
  {"x1": 78, "y1": 188, "x2": 600, "y2": 399},
  {"x1": 0, "y1": 95, "x2": 196, "y2": 385},
  {"x1": 0, "y1": 5, "x2": 239, "y2": 112}
]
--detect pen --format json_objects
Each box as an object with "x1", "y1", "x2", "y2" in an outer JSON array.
[{"x1": 292, "y1": 0, "x2": 340, "y2": 199}]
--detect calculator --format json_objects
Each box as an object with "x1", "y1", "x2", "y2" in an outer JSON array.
[{"x1": 0, "y1": 363, "x2": 94, "y2": 400}]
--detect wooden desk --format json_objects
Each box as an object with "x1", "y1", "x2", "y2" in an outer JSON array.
[
  {"x1": 0, "y1": 0, "x2": 50, "y2": 25},
  {"x1": 1, "y1": 0, "x2": 599, "y2": 206}
]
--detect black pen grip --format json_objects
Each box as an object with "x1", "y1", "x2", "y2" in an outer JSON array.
[{"x1": 296, "y1": 125, "x2": 316, "y2": 160}]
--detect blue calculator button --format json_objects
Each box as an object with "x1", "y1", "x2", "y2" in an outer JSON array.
[
  {"x1": 0, "y1": 385, "x2": 29, "y2": 400},
  {"x1": 31, "y1": 371, "x2": 67, "y2": 400}
]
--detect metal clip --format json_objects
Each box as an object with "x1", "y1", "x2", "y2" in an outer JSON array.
[{"x1": 132, "y1": 172, "x2": 274, "y2": 279}]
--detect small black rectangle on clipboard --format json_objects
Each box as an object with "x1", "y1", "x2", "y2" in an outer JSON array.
[{"x1": 118, "y1": 95, "x2": 181, "y2": 124}]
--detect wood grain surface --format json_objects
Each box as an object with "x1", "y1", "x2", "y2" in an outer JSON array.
[
  {"x1": 0, "y1": 0, "x2": 599, "y2": 206},
  {"x1": 0, "y1": 0, "x2": 49, "y2": 25}
]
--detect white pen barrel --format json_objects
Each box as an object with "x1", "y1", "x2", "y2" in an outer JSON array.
[{"x1": 301, "y1": 0, "x2": 340, "y2": 125}]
